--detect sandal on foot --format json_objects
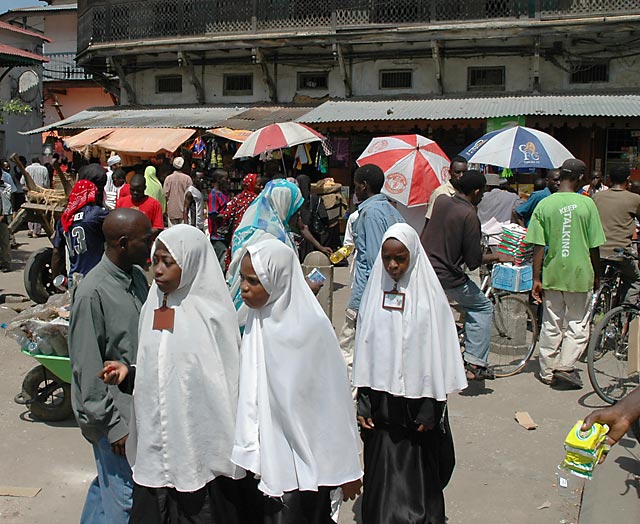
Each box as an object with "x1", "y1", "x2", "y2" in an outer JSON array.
[{"x1": 465, "y1": 363, "x2": 495, "y2": 381}]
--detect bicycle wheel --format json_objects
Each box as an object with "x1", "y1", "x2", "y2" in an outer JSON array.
[
  {"x1": 591, "y1": 284, "x2": 612, "y2": 330},
  {"x1": 488, "y1": 294, "x2": 538, "y2": 377},
  {"x1": 587, "y1": 305, "x2": 640, "y2": 404}
]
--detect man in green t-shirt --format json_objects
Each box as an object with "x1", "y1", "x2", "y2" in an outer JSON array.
[{"x1": 526, "y1": 158, "x2": 606, "y2": 388}]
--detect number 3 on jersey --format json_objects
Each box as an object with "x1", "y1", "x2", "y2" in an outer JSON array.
[{"x1": 66, "y1": 226, "x2": 87, "y2": 255}]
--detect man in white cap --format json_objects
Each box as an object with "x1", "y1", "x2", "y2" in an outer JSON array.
[
  {"x1": 163, "y1": 156, "x2": 192, "y2": 226},
  {"x1": 476, "y1": 173, "x2": 519, "y2": 227},
  {"x1": 104, "y1": 155, "x2": 122, "y2": 210}
]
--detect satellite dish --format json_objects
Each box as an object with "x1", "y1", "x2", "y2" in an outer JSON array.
[{"x1": 18, "y1": 70, "x2": 39, "y2": 102}]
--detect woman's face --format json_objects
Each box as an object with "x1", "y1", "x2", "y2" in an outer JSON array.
[
  {"x1": 152, "y1": 240, "x2": 182, "y2": 295},
  {"x1": 240, "y1": 253, "x2": 270, "y2": 309},
  {"x1": 381, "y1": 238, "x2": 410, "y2": 282}
]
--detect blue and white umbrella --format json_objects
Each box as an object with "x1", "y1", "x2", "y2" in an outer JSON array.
[{"x1": 459, "y1": 126, "x2": 573, "y2": 169}]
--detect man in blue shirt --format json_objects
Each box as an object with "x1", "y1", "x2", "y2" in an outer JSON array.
[
  {"x1": 52, "y1": 164, "x2": 109, "y2": 280},
  {"x1": 339, "y1": 164, "x2": 404, "y2": 383},
  {"x1": 513, "y1": 169, "x2": 560, "y2": 227}
]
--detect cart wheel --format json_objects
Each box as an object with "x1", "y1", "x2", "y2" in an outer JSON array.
[
  {"x1": 23, "y1": 247, "x2": 57, "y2": 304},
  {"x1": 21, "y1": 364, "x2": 73, "y2": 422}
]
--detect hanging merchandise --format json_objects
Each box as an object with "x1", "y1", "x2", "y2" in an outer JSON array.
[
  {"x1": 294, "y1": 144, "x2": 311, "y2": 170},
  {"x1": 501, "y1": 167, "x2": 514, "y2": 179},
  {"x1": 319, "y1": 154, "x2": 329, "y2": 175},
  {"x1": 190, "y1": 136, "x2": 207, "y2": 159},
  {"x1": 217, "y1": 152, "x2": 224, "y2": 169},
  {"x1": 321, "y1": 138, "x2": 334, "y2": 157}
]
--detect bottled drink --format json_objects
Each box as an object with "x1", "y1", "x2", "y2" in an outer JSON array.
[
  {"x1": 329, "y1": 245, "x2": 354, "y2": 265},
  {"x1": 53, "y1": 275, "x2": 68, "y2": 291}
]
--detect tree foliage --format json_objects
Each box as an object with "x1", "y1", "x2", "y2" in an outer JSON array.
[{"x1": 0, "y1": 98, "x2": 32, "y2": 123}]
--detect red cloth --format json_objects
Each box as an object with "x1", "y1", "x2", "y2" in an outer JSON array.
[
  {"x1": 116, "y1": 195, "x2": 164, "y2": 230},
  {"x1": 243, "y1": 173, "x2": 258, "y2": 193},
  {"x1": 119, "y1": 183, "x2": 130, "y2": 199},
  {"x1": 60, "y1": 180, "x2": 97, "y2": 232}
]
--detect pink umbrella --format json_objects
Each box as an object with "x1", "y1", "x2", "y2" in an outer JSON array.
[
  {"x1": 357, "y1": 135, "x2": 450, "y2": 207},
  {"x1": 233, "y1": 122, "x2": 325, "y2": 158}
]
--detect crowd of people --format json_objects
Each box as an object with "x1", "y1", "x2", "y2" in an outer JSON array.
[{"x1": 6, "y1": 147, "x2": 640, "y2": 523}]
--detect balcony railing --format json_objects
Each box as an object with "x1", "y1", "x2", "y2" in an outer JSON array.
[
  {"x1": 77, "y1": 0, "x2": 640, "y2": 51},
  {"x1": 44, "y1": 51, "x2": 91, "y2": 81}
]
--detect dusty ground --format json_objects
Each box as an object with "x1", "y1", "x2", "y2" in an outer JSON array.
[{"x1": 0, "y1": 232, "x2": 637, "y2": 523}]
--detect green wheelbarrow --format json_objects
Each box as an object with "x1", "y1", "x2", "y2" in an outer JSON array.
[{"x1": 16, "y1": 350, "x2": 73, "y2": 422}]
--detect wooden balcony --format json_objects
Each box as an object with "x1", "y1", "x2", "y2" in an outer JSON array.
[{"x1": 77, "y1": 0, "x2": 640, "y2": 51}]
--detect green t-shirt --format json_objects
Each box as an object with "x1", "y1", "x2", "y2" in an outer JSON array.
[{"x1": 525, "y1": 192, "x2": 606, "y2": 293}]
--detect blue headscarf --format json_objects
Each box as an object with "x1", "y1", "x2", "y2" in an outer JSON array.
[{"x1": 227, "y1": 179, "x2": 304, "y2": 317}]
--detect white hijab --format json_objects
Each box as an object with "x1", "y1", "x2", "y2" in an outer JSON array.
[
  {"x1": 353, "y1": 223, "x2": 467, "y2": 400},
  {"x1": 128, "y1": 225, "x2": 244, "y2": 492},
  {"x1": 232, "y1": 239, "x2": 362, "y2": 497}
]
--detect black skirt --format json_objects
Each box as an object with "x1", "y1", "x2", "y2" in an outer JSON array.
[
  {"x1": 357, "y1": 388, "x2": 455, "y2": 524},
  {"x1": 263, "y1": 487, "x2": 333, "y2": 524},
  {"x1": 129, "y1": 475, "x2": 261, "y2": 524}
]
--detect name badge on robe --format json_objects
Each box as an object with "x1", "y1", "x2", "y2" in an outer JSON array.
[
  {"x1": 382, "y1": 284, "x2": 405, "y2": 311},
  {"x1": 153, "y1": 295, "x2": 175, "y2": 331}
]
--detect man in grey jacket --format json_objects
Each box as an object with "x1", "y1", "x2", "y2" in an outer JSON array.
[{"x1": 69, "y1": 208, "x2": 152, "y2": 524}]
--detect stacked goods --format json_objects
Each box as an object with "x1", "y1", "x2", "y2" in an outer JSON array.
[
  {"x1": 496, "y1": 224, "x2": 533, "y2": 265},
  {"x1": 311, "y1": 178, "x2": 347, "y2": 226},
  {"x1": 560, "y1": 420, "x2": 610, "y2": 479},
  {"x1": 491, "y1": 263, "x2": 533, "y2": 292}
]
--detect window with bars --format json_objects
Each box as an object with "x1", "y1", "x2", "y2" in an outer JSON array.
[
  {"x1": 223, "y1": 74, "x2": 253, "y2": 95},
  {"x1": 379, "y1": 70, "x2": 413, "y2": 89},
  {"x1": 570, "y1": 62, "x2": 609, "y2": 84},
  {"x1": 467, "y1": 66, "x2": 505, "y2": 91},
  {"x1": 297, "y1": 72, "x2": 329, "y2": 90},
  {"x1": 156, "y1": 75, "x2": 182, "y2": 93}
]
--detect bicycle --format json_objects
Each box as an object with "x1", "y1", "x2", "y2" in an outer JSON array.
[
  {"x1": 587, "y1": 302, "x2": 640, "y2": 404},
  {"x1": 457, "y1": 264, "x2": 539, "y2": 377},
  {"x1": 586, "y1": 243, "x2": 639, "y2": 332},
  {"x1": 586, "y1": 246, "x2": 640, "y2": 404}
]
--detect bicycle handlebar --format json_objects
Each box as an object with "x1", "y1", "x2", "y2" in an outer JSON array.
[{"x1": 612, "y1": 247, "x2": 639, "y2": 260}]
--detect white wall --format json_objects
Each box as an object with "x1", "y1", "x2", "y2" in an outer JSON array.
[
  {"x1": 442, "y1": 56, "x2": 531, "y2": 94},
  {"x1": 351, "y1": 57, "x2": 436, "y2": 97},
  {"x1": 44, "y1": 12, "x2": 77, "y2": 54}
]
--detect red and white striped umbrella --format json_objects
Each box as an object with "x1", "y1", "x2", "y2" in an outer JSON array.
[
  {"x1": 357, "y1": 135, "x2": 450, "y2": 207},
  {"x1": 233, "y1": 122, "x2": 325, "y2": 158}
]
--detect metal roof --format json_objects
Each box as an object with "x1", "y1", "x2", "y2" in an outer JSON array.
[
  {"x1": 0, "y1": 20, "x2": 51, "y2": 42},
  {"x1": 22, "y1": 106, "x2": 250, "y2": 134},
  {"x1": 0, "y1": 43, "x2": 48, "y2": 65},
  {"x1": 3, "y1": 4, "x2": 77, "y2": 13},
  {"x1": 221, "y1": 106, "x2": 316, "y2": 131},
  {"x1": 297, "y1": 95, "x2": 640, "y2": 123}
]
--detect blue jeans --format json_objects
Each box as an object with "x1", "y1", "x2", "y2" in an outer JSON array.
[
  {"x1": 445, "y1": 279, "x2": 493, "y2": 367},
  {"x1": 80, "y1": 437, "x2": 133, "y2": 524}
]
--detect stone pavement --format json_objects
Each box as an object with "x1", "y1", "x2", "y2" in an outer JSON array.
[{"x1": 0, "y1": 234, "x2": 637, "y2": 523}]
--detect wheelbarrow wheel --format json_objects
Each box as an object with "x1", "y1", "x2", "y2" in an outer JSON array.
[
  {"x1": 23, "y1": 247, "x2": 56, "y2": 304},
  {"x1": 21, "y1": 364, "x2": 73, "y2": 422}
]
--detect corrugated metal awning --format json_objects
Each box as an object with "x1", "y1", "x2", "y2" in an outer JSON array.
[
  {"x1": 22, "y1": 106, "x2": 251, "y2": 135},
  {"x1": 21, "y1": 105, "x2": 317, "y2": 135},
  {"x1": 298, "y1": 95, "x2": 640, "y2": 123},
  {"x1": 222, "y1": 106, "x2": 316, "y2": 131}
]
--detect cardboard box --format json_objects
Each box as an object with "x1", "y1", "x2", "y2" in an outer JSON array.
[{"x1": 492, "y1": 263, "x2": 533, "y2": 292}]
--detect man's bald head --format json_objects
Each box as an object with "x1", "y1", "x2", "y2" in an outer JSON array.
[{"x1": 103, "y1": 209, "x2": 152, "y2": 270}]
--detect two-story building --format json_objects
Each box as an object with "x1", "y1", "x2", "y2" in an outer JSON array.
[
  {"x1": 1, "y1": 0, "x2": 115, "y2": 156},
  {"x1": 35, "y1": 1, "x2": 640, "y2": 183},
  {"x1": 0, "y1": 19, "x2": 48, "y2": 159}
]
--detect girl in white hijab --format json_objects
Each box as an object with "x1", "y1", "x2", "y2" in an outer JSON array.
[
  {"x1": 101, "y1": 225, "x2": 253, "y2": 524},
  {"x1": 233, "y1": 238, "x2": 362, "y2": 524},
  {"x1": 353, "y1": 223, "x2": 467, "y2": 524}
]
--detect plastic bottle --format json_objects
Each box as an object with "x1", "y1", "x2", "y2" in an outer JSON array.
[
  {"x1": 329, "y1": 245, "x2": 354, "y2": 265},
  {"x1": 2, "y1": 323, "x2": 37, "y2": 354}
]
